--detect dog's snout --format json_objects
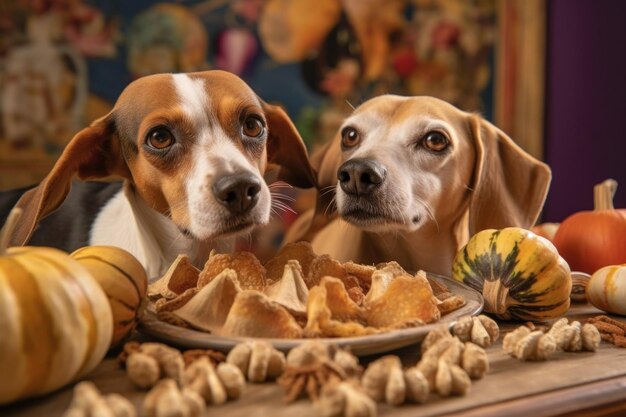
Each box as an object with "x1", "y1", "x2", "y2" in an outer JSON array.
[
  {"x1": 338, "y1": 159, "x2": 386, "y2": 196},
  {"x1": 212, "y1": 173, "x2": 261, "y2": 214}
]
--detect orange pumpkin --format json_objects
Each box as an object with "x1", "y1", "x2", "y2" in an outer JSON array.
[{"x1": 553, "y1": 179, "x2": 626, "y2": 274}]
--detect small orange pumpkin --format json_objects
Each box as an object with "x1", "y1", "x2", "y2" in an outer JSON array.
[{"x1": 553, "y1": 179, "x2": 626, "y2": 274}]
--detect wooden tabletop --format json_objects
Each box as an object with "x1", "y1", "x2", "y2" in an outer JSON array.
[{"x1": 4, "y1": 304, "x2": 626, "y2": 417}]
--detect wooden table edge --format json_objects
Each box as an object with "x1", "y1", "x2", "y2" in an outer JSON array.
[{"x1": 444, "y1": 375, "x2": 626, "y2": 417}]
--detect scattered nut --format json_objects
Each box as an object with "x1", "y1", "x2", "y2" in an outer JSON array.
[
  {"x1": 143, "y1": 379, "x2": 205, "y2": 417},
  {"x1": 287, "y1": 341, "x2": 362, "y2": 377},
  {"x1": 217, "y1": 362, "x2": 247, "y2": 400},
  {"x1": 184, "y1": 357, "x2": 228, "y2": 405},
  {"x1": 461, "y1": 342, "x2": 489, "y2": 379},
  {"x1": 315, "y1": 381, "x2": 377, "y2": 417},
  {"x1": 547, "y1": 318, "x2": 601, "y2": 352},
  {"x1": 226, "y1": 340, "x2": 285, "y2": 382},
  {"x1": 435, "y1": 359, "x2": 471, "y2": 397},
  {"x1": 415, "y1": 329, "x2": 488, "y2": 397},
  {"x1": 361, "y1": 355, "x2": 429, "y2": 405},
  {"x1": 182, "y1": 349, "x2": 226, "y2": 367},
  {"x1": 63, "y1": 381, "x2": 136, "y2": 417},
  {"x1": 452, "y1": 315, "x2": 499, "y2": 347},
  {"x1": 124, "y1": 343, "x2": 184, "y2": 388},
  {"x1": 278, "y1": 341, "x2": 362, "y2": 402},
  {"x1": 502, "y1": 326, "x2": 557, "y2": 361}
]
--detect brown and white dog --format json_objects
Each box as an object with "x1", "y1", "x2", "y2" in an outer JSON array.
[
  {"x1": 2, "y1": 71, "x2": 316, "y2": 278},
  {"x1": 285, "y1": 95, "x2": 551, "y2": 276}
]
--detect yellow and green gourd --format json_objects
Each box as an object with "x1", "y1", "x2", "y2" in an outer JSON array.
[{"x1": 452, "y1": 227, "x2": 572, "y2": 321}]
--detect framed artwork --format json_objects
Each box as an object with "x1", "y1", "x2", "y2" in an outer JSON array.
[{"x1": 0, "y1": 0, "x2": 545, "y2": 192}]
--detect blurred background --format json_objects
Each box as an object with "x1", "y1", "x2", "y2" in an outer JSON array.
[{"x1": 0, "y1": 0, "x2": 624, "y2": 227}]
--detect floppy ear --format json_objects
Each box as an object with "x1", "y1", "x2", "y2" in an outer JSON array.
[
  {"x1": 262, "y1": 101, "x2": 317, "y2": 189},
  {"x1": 468, "y1": 114, "x2": 551, "y2": 234},
  {"x1": 9, "y1": 113, "x2": 130, "y2": 246}
]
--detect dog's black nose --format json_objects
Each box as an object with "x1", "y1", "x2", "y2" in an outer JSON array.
[
  {"x1": 212, "y1": 173, "x2": 261, "y2": 214},
  {"x1": 338, "y1": 159, "x2": 386, "y2": 196}
]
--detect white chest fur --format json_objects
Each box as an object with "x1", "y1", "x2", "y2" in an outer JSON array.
[{"x1": 89, "y1": 185, "x2": 233, "y2": 280}]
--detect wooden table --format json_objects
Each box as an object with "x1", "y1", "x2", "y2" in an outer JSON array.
[{"x1": 4, "y1": 304, "x2": 626, "y2": 417}]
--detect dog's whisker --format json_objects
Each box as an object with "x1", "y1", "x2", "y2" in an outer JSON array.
[
  {"x1": 323, "y1": 196, "x2": 337, "y2": 217},
  {"x1": 271, "y1": 201, "x2": 297, "y2": 215},
  {"x1": 268, "y1": 181, "x2": 293, "y2": 190},
  {"x1": 270, "y1": 193, "x2": 296, "y2": 202},
  {"x1": 418, "y1": 200, "x2": 439, "y2": 233}
]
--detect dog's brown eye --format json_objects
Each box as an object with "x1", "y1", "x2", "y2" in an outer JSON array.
[
  {"x1": 147, "y1": 127, "x2": 174, "y2": 150},
  {"x1": 243, "y1": 116, "x2": 264, "y2": 138},
  {"x1": 341, "y1": 127, "x2": 360, "y2": 148},
  {"x1": 423, "y1": 131, "x2": 449, "y2": 152}
]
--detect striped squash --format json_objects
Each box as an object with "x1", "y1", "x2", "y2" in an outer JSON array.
[
  {"x1": 0, "y1": 246, "x2": 112, "y2": 405},
  {"x1": 452, "y1": 227, "x2": 572, "y2": 321},
  {"x1": 586, "y1": 264, "x2": 626, "y2": 315},
  {"x1": 72, "y1": 246, "x2": 148, "y2": 347}
]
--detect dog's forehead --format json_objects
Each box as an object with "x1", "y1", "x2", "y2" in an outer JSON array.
[
  {"x1": 113, "y1": 71, "x2": 260, "y2": 136},
  {"x1": 351, "y1": 95, "x2": 467, "y2": 126}
]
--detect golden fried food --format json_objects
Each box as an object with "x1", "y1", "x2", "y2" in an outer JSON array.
[
  {"x1": 307, "y1": 255, "x2": 348, "y2": 289},
  {"x1": 365, "y1": 273, "x2": 441, "y2": 328},
  {"x1": 265, "y1": 241, "x2": 317, "y2": 282},
  {"x1": 198, "y1": 251, "x2": 266, "y2": 290},
  {"x1": 221, "y1": 291, "x2": 303, "y2": 339},
  {"x1": 436, "y1": 294, "x2": 466, "y2": 315},
  {"x1": 150, "y1": 244, "x2": 467, "y2": 340},
  {"x1": 343, "y1": 261, "x2": 375, "y2": 291},
  {"x1": 154, "y1": 287, "x2": 200, "y2": 312},
  {"x1": 303, "y1": 276, "x2": 369, "y2": 338},
  {"x1": 173, "y1": 269, "x2": 242, "y2": 332},
  {"x1": 265, "y1": 260, "x2": 309, "y2": 316},
  {"x1": 148, "y1": 255, "x2": 200, "y2": 300}
]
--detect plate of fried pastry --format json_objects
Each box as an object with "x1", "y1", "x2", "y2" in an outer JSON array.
[{"x1": 139, "y1": 242, "x2": 483, "y2": 356}]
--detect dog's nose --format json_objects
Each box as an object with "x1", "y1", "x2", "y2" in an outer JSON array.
[
  {"x1": 212, "y1": 173, "x2": 261, "y2": 214},
  {"x1": 337, "y1": 159, "x2": 386, "y2": 196}
]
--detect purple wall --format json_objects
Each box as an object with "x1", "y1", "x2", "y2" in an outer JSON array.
[{"x1": 543, "y1": 0, "x2": 626, "y2": 222}]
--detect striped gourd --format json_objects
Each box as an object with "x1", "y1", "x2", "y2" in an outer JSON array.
[
  {"x1": 452, "y1": 227, "x2": 572, "y2": 321},
  {"x1": 72, "y1": 246, "x2": 148, "y2": 347},
  {"x1": 0, "y1": 245, "x2": 112, "y2": 405}
]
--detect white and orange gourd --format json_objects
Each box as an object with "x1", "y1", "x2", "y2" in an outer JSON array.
[
  {"x1": 0, "y1": 209, "x2": 113, "y2": 405},
  {"x1": 71, "y1": 245, "x2": 148, "y2": 347}
]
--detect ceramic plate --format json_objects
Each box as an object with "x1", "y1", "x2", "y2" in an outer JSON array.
[{"x1": 137, "y1": 273, "x2": 483, "y2": 356}]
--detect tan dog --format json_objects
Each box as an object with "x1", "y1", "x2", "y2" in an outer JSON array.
[
  {"x1": 5, "y1": 71, "x2": 316, "y2": 277},
  {"x1": 285, "y1": 95, "x2": 551, "y2": 276}
]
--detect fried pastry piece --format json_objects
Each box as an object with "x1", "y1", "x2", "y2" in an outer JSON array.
[
  {"x1": 375, "y1": 261, "x2": 409, "y2": 276},
  {"x1": 198, "y1": 251, "x2": 266, "y2": 290},
  {"x1": 365, "y1": 272, "x2": 441, "y2": 328},
  {"x1": 436, "y1": 293, "x2": 466, "y2": 315},
  {"x1": 220, "y1": 291, "x2": 303, "y2": 339},
  {"x1": 265, "y1": 242, "x2": 318, "y2": 283},
  {"x1": 148, "y1": 255, "x2": 200, "y2": 300},
  {"x1": 307, "y1": 255, "x2": 348, "y2": 289},
  {"x1": 155, "y1": 287, "x2": 200, "y2": 312},
  {"x1": 363, "y1": 269, "x2": 396, "y2": 305},
  {"x1": 343, "y1": 261, "x2": 376, "y2": 289},
  {"x1": 304, "y1": 277, "x2": 377, "y2": 338},
  {"x1": 173, "y1": 269, "x2": 242, "y2": 332},
  {"x1": 265, "y1": 260, "x2": 309, "y2": 316}
]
